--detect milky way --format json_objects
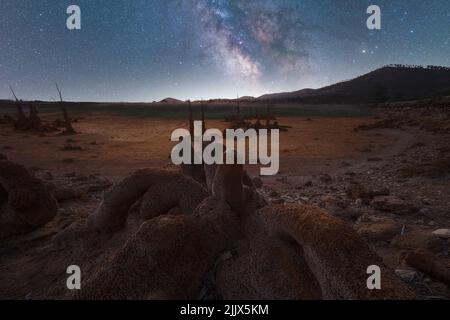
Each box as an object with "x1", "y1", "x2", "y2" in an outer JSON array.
[
  {"x1": 170, "y1": 0, "x2": 310, "y2": 92},
  {"x1": 0, "y1": 0, "x2": 449, "y2": 101}
]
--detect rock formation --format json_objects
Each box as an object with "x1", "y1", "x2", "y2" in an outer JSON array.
[
  {"x1": 88, "y1": 169, "x2": 209, "y2": 233},
  {"x1": 0, "y1": 160, "x2": 58, "y2": 238},
  {"x1": 78, "y1": 153, "x2": 414, "y2": 299}
]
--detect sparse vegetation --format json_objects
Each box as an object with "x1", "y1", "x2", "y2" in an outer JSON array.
[{"x1": 55, "y1": 83, "x2": 77, "y2": 135}]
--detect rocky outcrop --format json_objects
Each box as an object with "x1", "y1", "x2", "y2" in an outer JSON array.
[
  {"x1": 77, "y1": 197, "x2": 240, "y2": 299},
  {"x1": 406, "y1": 249, "x2": 450, "y2": 287},
  {"x1": 87, "y1": 168, "x2": 209, "y2": 233},
  {"x1": 78, "y1": 158, "x2": 414, "y2": 300},
  {"x1": 0, "y1": 160, "x2": 58, "y2": 238},
  {"x1": 216, "y1": 204, "x2": 414, "y2": 300}
]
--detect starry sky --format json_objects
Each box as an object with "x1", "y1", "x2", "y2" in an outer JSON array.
[{"x1": 0, "y1": 0, "x2": 449, "y2": 102}]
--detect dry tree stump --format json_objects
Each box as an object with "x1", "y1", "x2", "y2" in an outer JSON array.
[
  {"x1": 77, "y1": 197, "x2": 240, "y2": 299},
  {"x1": 88, "y1": 168, "x2": 209, "y2": 233},
  {"x1": 215, "y1": 204, "x2": 414, "y2": 299},
  {"x1": 79, "y1": 156, "x2": 414, "y2": 299},
  {"x1": 55, "y1": 83, "x2": 77, "y2": 135}
]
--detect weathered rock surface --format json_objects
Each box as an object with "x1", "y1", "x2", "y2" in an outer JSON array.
[
  {"x1": 356, "y1": 219, "x2": 401, "y2": 242},
  {"x1": 0, "y1": 160, "x2": 58, "y2": 238}
]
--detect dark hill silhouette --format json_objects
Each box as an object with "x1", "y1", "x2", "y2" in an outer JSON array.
[
  {"x1": 259, "y1": 88, "x2": 316, "y2": 101},
  {"x1": 238, "y1": 96, "x2": 256, "y2": 101},
  {"x1": 160, "y1": 98, "x2": 184, "y2": 104},
  {"x1": 259, "y1": 65, "x2": 450, "y2": 104}
]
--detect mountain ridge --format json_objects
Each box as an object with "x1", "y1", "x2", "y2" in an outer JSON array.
[{"x1": 258, "y1": 65, "x2": 450, "y2": 104}]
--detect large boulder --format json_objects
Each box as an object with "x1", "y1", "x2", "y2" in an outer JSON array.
[{"x1": 0, "y1": 160, "x2": 58, "y2": 238}]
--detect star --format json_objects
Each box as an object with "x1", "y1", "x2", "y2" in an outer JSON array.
[{"x1": 0, "y1": 0, "x2": 448, "y2": 101}]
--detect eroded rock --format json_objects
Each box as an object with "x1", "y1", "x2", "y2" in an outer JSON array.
[
  {"x1": 0, "y1": 160, "x2": 58, "y2": 238},
  {"x1": 357, "y1": 219, "x2": 401, "y2": 242},
  {"x1": 432, "y1": 229, "x2": 450, "y2": 239}
]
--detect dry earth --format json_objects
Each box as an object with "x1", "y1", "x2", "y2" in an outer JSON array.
[{"x1": 0, "y1": 108, "x2": 449, "y2": 299}]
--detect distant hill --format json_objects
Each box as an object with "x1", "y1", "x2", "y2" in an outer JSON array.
[
  {"x1": 239, "y1": 96, "x2": 256, "y2": 101},
  {"x1": 160, "y1": 98, "x2": 184, "y2": 104},
  {"x1": 258, "y1": 65, "x2": 450, "y2": 104},
  {"x1": 259, "y1": 89, "x2": 315, "y2": 101}
]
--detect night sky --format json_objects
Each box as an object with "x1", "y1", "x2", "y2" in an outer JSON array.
[{"x1": 1, "y1": 0, "x2": 449, "y2": 102}]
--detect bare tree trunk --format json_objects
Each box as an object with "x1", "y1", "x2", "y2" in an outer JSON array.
[
  {"x1": 55, "y1": 83, "x2": 76, "y2": 135},
  {"x1": 188, "y1": 100, "x2": 194, "y2": 138},
  {"x1": 236, "y1": 94, "x2": 241, "y2": 122},
  {"x1": 200, "y1": 100, "x2": 206, "y2": 134},
  {"x1": 28, "y1": 103, "x2": 42, "y2": 128},
  {"x1": 181, "y1": 101, "x2": 205, "y2": 183},
  {"x1": 9, "y1": 86, "x2": 28, "y2": 129},
  {"x1": 181, "y1": 101, "x2": 195, "y2": 177}
]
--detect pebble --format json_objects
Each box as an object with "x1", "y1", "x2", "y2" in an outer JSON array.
[{"x1": 432, "y1": 229, "x2": 450, "y2": 239}]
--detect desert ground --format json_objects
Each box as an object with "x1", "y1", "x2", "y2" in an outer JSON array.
[
  {"x1": 0, "y1": 112, "x2": 377, "y2": 178},
  {"x1": 0, "y1": 104, "x2": 449, "y2": 299}
]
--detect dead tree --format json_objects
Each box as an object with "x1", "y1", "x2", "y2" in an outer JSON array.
[
  {"x1": 55, "y1": 83, "x2": 76, "y2": 135},
  {"x1": 200, "y1": 99, "x2": 206, "y2": 134},
  {"x1": 236, "y1": 94, "x2": 241, "y2": 123},
  {"x1": 28, "y1": 103, "x2": 42, "y2": 129},
  {"x1": 9, "y1": 86, "x2": 28, "y2": 129},
  {"x1": 181, "y1": 101, "x2": 195, "y2": 176},
  {"x1": 180, "y1": 101, "x2": 205, "y2": 183},
  {"x1": 188, "y1": 100, "x2": 194, "y2": 138}
]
